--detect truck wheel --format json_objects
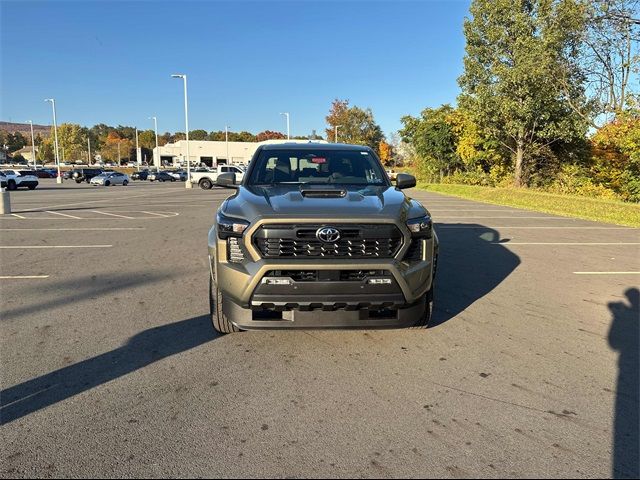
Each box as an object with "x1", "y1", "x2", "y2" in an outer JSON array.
[
  {"x1": 411, "y1": 284, "x2": 433, "y2": 329},
  {"x1": 199, "y1": 178, "x2": 212, "y2": 190},
  {"x1": 7, "y1": 180, "x2": 16, "y2": 191},
  {"x1": 210, "y1": 275, "x2": 241, "y2": 334}
]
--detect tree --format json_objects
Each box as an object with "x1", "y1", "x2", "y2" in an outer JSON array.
[
  {"x1": 56, "y1": 123, "x2": 86, "y2": 161},
  {"x1": 256, "y1": 130, "x2": 286, "y2": 142},
  {"x1": 138, "y1": 130, "x2": 156, "y2": 149},
  {"x1": 458, "y1": 0, "x2": 588, "y2": 186},
  {"x1": 568, "y1": 0, "x2": 640, "y2": 125},
  {"x1": 325, "y1": 99, "x2": 384, "y2": 150},
  {"x1": 100, "y1": 132, "x2": 132, "y2": 164},
  {"x1": 37, "y1": 138, "x2": 54, "y2": 163},
  {"x1": 400, "y1": 105, "x2": 462, "y2": 179},
  {"x1": 378, "y1": 140, "x2": 392, "y2": 165},
  {"x1": 0, "y1": 130, "x2": 27, "y2": 153},
  {"x1": 189, "y1": 129, "x2": 208, "y2": 140}
]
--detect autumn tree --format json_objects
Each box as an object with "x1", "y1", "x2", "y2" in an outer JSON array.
[
  {"x1": 256, "y1": 130, "x2": 286, "y2": 142},
  {"x1": 378, "y1": 140, "x2": 392, "y2": 165},
  {"x1": 458, "y1": 0, "x2": 588, "y2": 186},
  {"x1": 100, "y1": 132, "x2": 132, "y2": 164},
  {"x1": 325, "y1": 99, "x2": 384, "y2": 150}
]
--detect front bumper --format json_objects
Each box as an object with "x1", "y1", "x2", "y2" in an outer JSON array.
[{"x1": 208, "y1": 218, "x2": 437, "y2": 330}]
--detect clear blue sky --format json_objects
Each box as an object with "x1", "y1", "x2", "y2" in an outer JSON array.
[{"x1": 1, "y1": 0, "x2": 470, "y2": 138}]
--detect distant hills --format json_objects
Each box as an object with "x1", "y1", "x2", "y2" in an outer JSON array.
[{"x1": 0, "y1": 121, "x2": 51, "y2": 137}]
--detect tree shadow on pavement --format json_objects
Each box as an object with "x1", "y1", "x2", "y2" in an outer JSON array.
[
  {"x1": 429, "y1": 223, "x2": 521, "y2": 328},
  {"x1": 608, "y1": 288, "x2": 639, "y2": 479},
  {"x1": 0, "y1": 315, "x2": 218, "y2": 425}
]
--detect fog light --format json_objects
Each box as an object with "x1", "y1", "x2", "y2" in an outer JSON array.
[
  {"x1": 367, "y1": 278, "x2": 392, "y2": 285},
  {"x1": 263, "y1": 278, "x2": 293, "y2": 285}
]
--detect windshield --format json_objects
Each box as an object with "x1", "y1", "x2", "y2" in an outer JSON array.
[{"x1": 247, "y1": 149, "x2": 388, "y2": 186}]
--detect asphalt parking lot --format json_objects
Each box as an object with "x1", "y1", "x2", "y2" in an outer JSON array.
[{"x1": 1, "y1": 179, "x2": 638, "y2": 478}]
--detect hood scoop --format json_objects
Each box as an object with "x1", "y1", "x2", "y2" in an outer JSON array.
[{"x1": 300, "y1": 187, "x2": 347, "y2": 198}]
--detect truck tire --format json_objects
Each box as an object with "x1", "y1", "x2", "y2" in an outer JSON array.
[
  {"x1": 199, "y1": 178, "x2": 212, "y2": 190},
  {"x1": 210, "y1": 275, "x2": 241, "y2": 334},
  {"x1": 7, "y1": 180, "x2": 16, "y2": 191},
  {"x1": 411, "y1": 283, "x2": 433, "y2": 329}
]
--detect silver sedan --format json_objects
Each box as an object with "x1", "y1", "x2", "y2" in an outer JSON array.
[{"x1": 90, "y1": 172, "x2": 130, "y2": 186}]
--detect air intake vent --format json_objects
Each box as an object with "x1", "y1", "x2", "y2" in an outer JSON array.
[{"x1": 300, "y1": 189, "x2": 347, "y2": 198}]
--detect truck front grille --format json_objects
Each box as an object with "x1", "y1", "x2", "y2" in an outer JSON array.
[{"x1": 253, "y1": 224, "x2": 403, "y2": 259}]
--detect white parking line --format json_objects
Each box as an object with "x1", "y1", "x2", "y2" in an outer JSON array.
[
  {"x1": 1, "y1": 228, "x2": 145, "y2": 231},
  {"x1": 46, "y1": 211, "x2": 82, "y2": 219},
  {"x1": 574, "y1": 272, "x2": 640, "y2": 275},
  {"x1": 495, "y1": 242, "x2": 640, "y2": 245},
  {"x1": 0, "y1": 275, "x2": 50, "y2": 279},
  {"x1": 141, "y1": 211, "x2": 171, "y2": 217},
  {"x1": 440, "y1": 216, "x2": 576, "y2": 219},
  {"x1": 11, "y1": 213, "x2": 26, "y2": 219},
  {"x1": 0, "y1": 245, "x2": 112, "y2": 249},
  {"x1": 438, "y1": 226, "x2": 634, "y2": 230},
  {"x1": 91, "y1": 211, "x2": 134, "y2": 219}
]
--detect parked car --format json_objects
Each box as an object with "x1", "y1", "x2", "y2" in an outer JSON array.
[
  {"x1": 62, "y1": 170, "x2": 74, "y2": 179},
  {"x1": 168, "y1": 170, "x2": 187, "y2": 181},
  {"x1": 71, "y1": 168, "x2": 104, "y2": 183},
  {"x1": 191, "y1": 165, "x2": 245, "y2": 189},
  {"x1": 34, "y1": 169, "x2": 56, "y2": 178},
  {"x1": 90, "y1": 171, "x2": 130, "y2": 186},
  {"x1": 0, "y1": 169, "x2": 39, "y2": 190},
  {"x1": 131, "y1": 170, "x2": 149, "y2": 181},
  {"x1": 148, "y1": 171, "x2": 176, "y2": 182}
]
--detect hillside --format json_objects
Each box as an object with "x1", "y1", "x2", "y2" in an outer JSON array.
[{"x1": 0, "y1": 121, "x2": 51, "y2": 137}]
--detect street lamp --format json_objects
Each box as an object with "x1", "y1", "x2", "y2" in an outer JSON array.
[
  {"x1": 135, "y1": 127, "x2": 140, "y2": 171},
  {"x1": 171, "y1": 73, "x2": 192, "y2": 188},
  {"x1": 26, "y1": 120, "x2": 36, "y2": 168},
  {"x1": 280, "y1": 112, "x2": 290, "y2": 140},
  {"x1": 87, "y1": 136, "x2": 91, "y2": 165},
  {"x1": 44, "y1": 98, "x2": 62, "y2": 183},
  {"x1": 334, "y1": 125, "x2": 342, "y2": 143},
  {"x1": 149, "y1": 116, "x2": 160, "y2": 172},
  {"x1": 225, "y1": 125, "x2": 230, "y2": 163}
]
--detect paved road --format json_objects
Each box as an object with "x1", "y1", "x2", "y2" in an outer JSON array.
[{"x1": 1, "y1": 180, "x2": 638, "y2": 478}]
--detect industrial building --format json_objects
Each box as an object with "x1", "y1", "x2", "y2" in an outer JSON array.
[{"x1": 154, "y1": 139, "x2": 327, "y2": 168}]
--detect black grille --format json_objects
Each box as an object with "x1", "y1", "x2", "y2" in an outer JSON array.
[
  {"x1": 403, "y1": 239, "x2": 423, "y2": 262},
  {"x1": 254, "y1": 224, "x2": 403, "y2": 259},
  {"x1": 266, "y1": 270, "x2": 317, "y2": 281}
]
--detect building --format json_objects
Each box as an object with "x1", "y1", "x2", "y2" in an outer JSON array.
[
  {"x1": 154, "y1": 139, "x2": 327, "y2": 168},
  {"x1": 10, "y1": 146, "x2": 39, "y2": 164}
]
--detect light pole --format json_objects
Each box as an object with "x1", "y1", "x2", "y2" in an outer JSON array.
[
  {"x1": 117, "y1": 141, "x2": 121, "y2": 166},
  {"x1": 171, "y1": 73, "x2": 192, "y2": 188},
  {"x1": 44, "y1": 98, "x2": 62, "y2": 183},
  {"x1": 225, "y1": 125, "x2": 230, "y2": 163},
  {"x1": 135, "y1": 127, "x2": 140, "y2": 171},
  {"x1": 87, "y1": 136, "x2": 91, "y2": 165},
  {"x1": 149, "y1": 116, "x2": 160, "y2": 172},
  {"x1": 26, "y1": 120, "x2": 36, "y2": 168},
  {"x1": 280, "y1": 112, "x2": 290, "y2": 140},
  {"x1": 334, "y1": 125, "x2": 342, "y2": 143}
]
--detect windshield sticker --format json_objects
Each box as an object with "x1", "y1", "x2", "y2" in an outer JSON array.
[
  {"x1": 360, "y1": 152, "x2": 368, "y2": 155},
  {"x1": 311, "y1": 157, "x2": 327, "y2": 164}
]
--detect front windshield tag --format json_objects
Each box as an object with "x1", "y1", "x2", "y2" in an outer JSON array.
[{"x1": 311, "y1": 157, "x2": 326, "y2": 164}]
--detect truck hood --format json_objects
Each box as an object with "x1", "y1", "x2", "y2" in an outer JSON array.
[{"x1": 220, "y1": 184, "x2": 428, "y2": 223}]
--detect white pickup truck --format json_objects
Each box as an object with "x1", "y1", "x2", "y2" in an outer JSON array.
[
  {"x1": 190, "y1": 165, "x2": 245, "y2": 190},
  {"x1": 0, "y1": 169, "x2": 39, "y2": 190}
]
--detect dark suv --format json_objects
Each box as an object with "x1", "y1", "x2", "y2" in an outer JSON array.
[
  {"x1": 208, "y1": 143, "x2": 438, "y2": 333},
  {"x1": 71, "y1": 168, "x2": 103, "y2": 183}
]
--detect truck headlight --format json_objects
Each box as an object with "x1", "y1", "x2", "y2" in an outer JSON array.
[
  {"x1": 406, "y1": 215, "x2": 432, "y2": 238},
  {"x1": 217, "y1": 212, "x2": 249, "y2": 239}
]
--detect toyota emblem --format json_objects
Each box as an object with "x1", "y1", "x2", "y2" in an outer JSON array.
[{"x1": 316, "y1": 226, "x2": 341, "y2": 243}]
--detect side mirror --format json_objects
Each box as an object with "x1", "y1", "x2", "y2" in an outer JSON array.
[
  {"x1": 217, "y1": 172, "x2": 238, "y2": 188},
  {"x1": 395, "y1": 173, "x2": 416, "y2": 189}
]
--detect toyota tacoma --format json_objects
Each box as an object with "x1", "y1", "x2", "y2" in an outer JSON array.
[{"x1": 208, "y1": 143, "x2": 438, "y2": 333}]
